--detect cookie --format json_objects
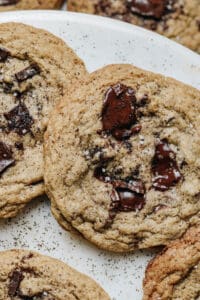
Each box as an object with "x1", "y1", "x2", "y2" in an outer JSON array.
[
  {"x1": 51, "y1": 199, "x2": 78, "y2": 233},
  {"x1": 67, "y1": 0, "x2": 200, "y2": 53},
  {"x1": 0, "y1": 0, "x2": 64, "y2": 11},
  {"x1": 44, "y1": 64, "x2": 200, "y2": 252},
  {"x1": 143, "y1": 226, "x2": 200, "y2": 300},
  {"x1": 0, "y1": 249, "x2": 110, "y2": 299},
  {"x1": 0, "y1": 22, "x2": 87, "y2": 218}
]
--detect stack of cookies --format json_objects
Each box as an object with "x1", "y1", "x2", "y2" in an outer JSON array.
[{"x1": 0, "y1": 21, "x2": 199, "y2": 299}]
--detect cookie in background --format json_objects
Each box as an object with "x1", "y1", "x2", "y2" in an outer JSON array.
[
  {"x1": 0, "y1": 22, "x2": 87, "y2": 218},
  {"x1": 0, "y1": 0, "x2": 64, "y2": 11},
  {"x1": 143, "y1": 226, "x2": 200, "y2": 300},
  {"x1": 67, "y1": 0, "x2": 200, "y2": 53}
]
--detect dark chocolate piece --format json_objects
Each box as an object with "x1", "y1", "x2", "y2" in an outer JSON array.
[
  {"x1": 4, "y1": 102, "x2": 34, "y2": 136},
  {"x1": 15, "y1": 63, "x2": 40, "y2": 82},
  {"x1": 0, "y1": 47, "x2": 9, "y2": 61},
  {"x1": 15, "y1": 142, "x2": 24, "y2": 150},
  {"x1": 8, "y1": 270, "x2": 24, "y2": 297},
  {"x1": 112, "y1": 125, "x2": 142, "y2": 141},
  {"x1": 101, "y1": 83, "x2": 141, "y2": 140},
  {"x1": 0, "y1": 141, "x2": 14, "y2": 174},
  {"x1": 94, "y1": 165, "x2": 112, "y2": 183},
  {"x1": 8, "y1": 269, "x2": 47, "y2": 299},
  {"x1": 152, "y1": 139, "x2": 182, "y2": 191},
  {"x1": 94, "y1": 165, "x2": 146, "y2": 213},
  {"x1": 127, "y1": 0, "x2": 167, "y2": 19},
  {"x1": 111, "y1": 179, "x2": 146, "y2": 212},
  {"x1": 112, "y1": 128, "x2": 133, "y2": 140}
]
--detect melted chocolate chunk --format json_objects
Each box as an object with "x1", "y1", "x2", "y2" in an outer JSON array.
[
  {"x1": 8, "y1": 270, "x2": 24, "y2": 297},
  {"x1": 111, "y1": 179, "x2": 146, "y2": 212},
  {"x1": 94, "y1": 165, "x2": 112, "y2": 183},
  {"x1": 111, "y1": 128, "x2": 132, "y2": 140},
  {"x1": 0, "y1": 141, "x2": 14, "y2": 174},
  {"x1": 101, "y1": 83, "x2": 141, "y2": 140},
  {"x1": 0, "y1": 0, "x2": 19, "y2": 5},
  {"x1": 127, "y1": 0, "x2": 167, "y2": 19},
  {"x1": 131, "y1": 124, "x2": 142, "y2": 134},
  {"x1": 94, "y1": 165, "x2": 146, "y2": 214},
  {"x1": 152, "y1": 139, "x2": 182, "y2": 191},
  {"x1": 94, "y1": 165, "x2": 104, "y2": 180},
  {"x1": 15, "y1": 63, "x2": 40, "y2": 82},
  {"x1": 112, "y1": 124, "x2": 142, "y2": 140},
  {"x1": 0, "y1": 47, "x2": 9, "y2": 61},
  {"x1": 4, "y1": 103, "x2": 34, "y2": 135},
  {"x1": 8, "y1": 268, "x2": 47, "y2": 299}
]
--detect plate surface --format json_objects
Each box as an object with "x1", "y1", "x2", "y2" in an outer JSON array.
[{"x1": 0, "y1": 11, "x2": 199, "y2": 300}]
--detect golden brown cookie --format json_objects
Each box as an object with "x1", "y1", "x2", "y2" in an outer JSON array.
[
  {"x1": 0, "y1": 0, "x2": 64, "y2": 11},
  {"x1": 0, "y1": 22, "x2": 87, "y2": 218},
  {"x1": 143, "y1": 226, "x2": 200, "y2": 300},
  {"x1": 0, "y1": 249, "x2": 110, "y2": 299},
  {"x1": 44, "y1": 64, "x2": 200, "y2": 252}
]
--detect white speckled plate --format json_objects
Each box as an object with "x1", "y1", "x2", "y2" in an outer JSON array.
[{"x1": 0, "y1": 11, "x2": 199, "y2": 300}]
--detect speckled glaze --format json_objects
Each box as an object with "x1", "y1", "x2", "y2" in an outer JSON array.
[{"x1": 0, "y1": 11, "x2": 199, "y2": 300}]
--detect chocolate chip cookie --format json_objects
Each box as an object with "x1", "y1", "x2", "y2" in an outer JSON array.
[
  {"x1": 0, "y1": 22, "x2": 87, "y2": 218},
  {"x1": 143, "y1": 226, "x2": 200, "y2": 300},
  {"x1": 67, "y1": 0, "x2": 200, "y2": 53},
  {"x1": 51, "y1": 199, "x2": 79, "y2": 233},
  {"x1": 0, "y1": 249, "x2": 110, "y2": 299},
  {"x1": 44, "y1": 64, "x2": 200, "y2": 252},
  {"x1": 0, "y1": 0, "x2": 64, "y2": 11}
]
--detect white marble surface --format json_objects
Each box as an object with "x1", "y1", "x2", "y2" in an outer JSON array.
[{"x1": 0, "y1": 11, "x2": 199, "y2": 300}]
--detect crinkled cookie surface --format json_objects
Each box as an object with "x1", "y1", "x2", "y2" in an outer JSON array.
[
  {"x1": 0, "y1": 249, "x2": 110, "y2": 300},
  {"x1": 0, "y1": 22, "x2": 87, "y2": 218},
  {"x1": 143, "y1": 226, "x2": 200, "y2": 300},
  {"x1": 45, "y1": 64, "x2": 200, "y2": 252}
]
